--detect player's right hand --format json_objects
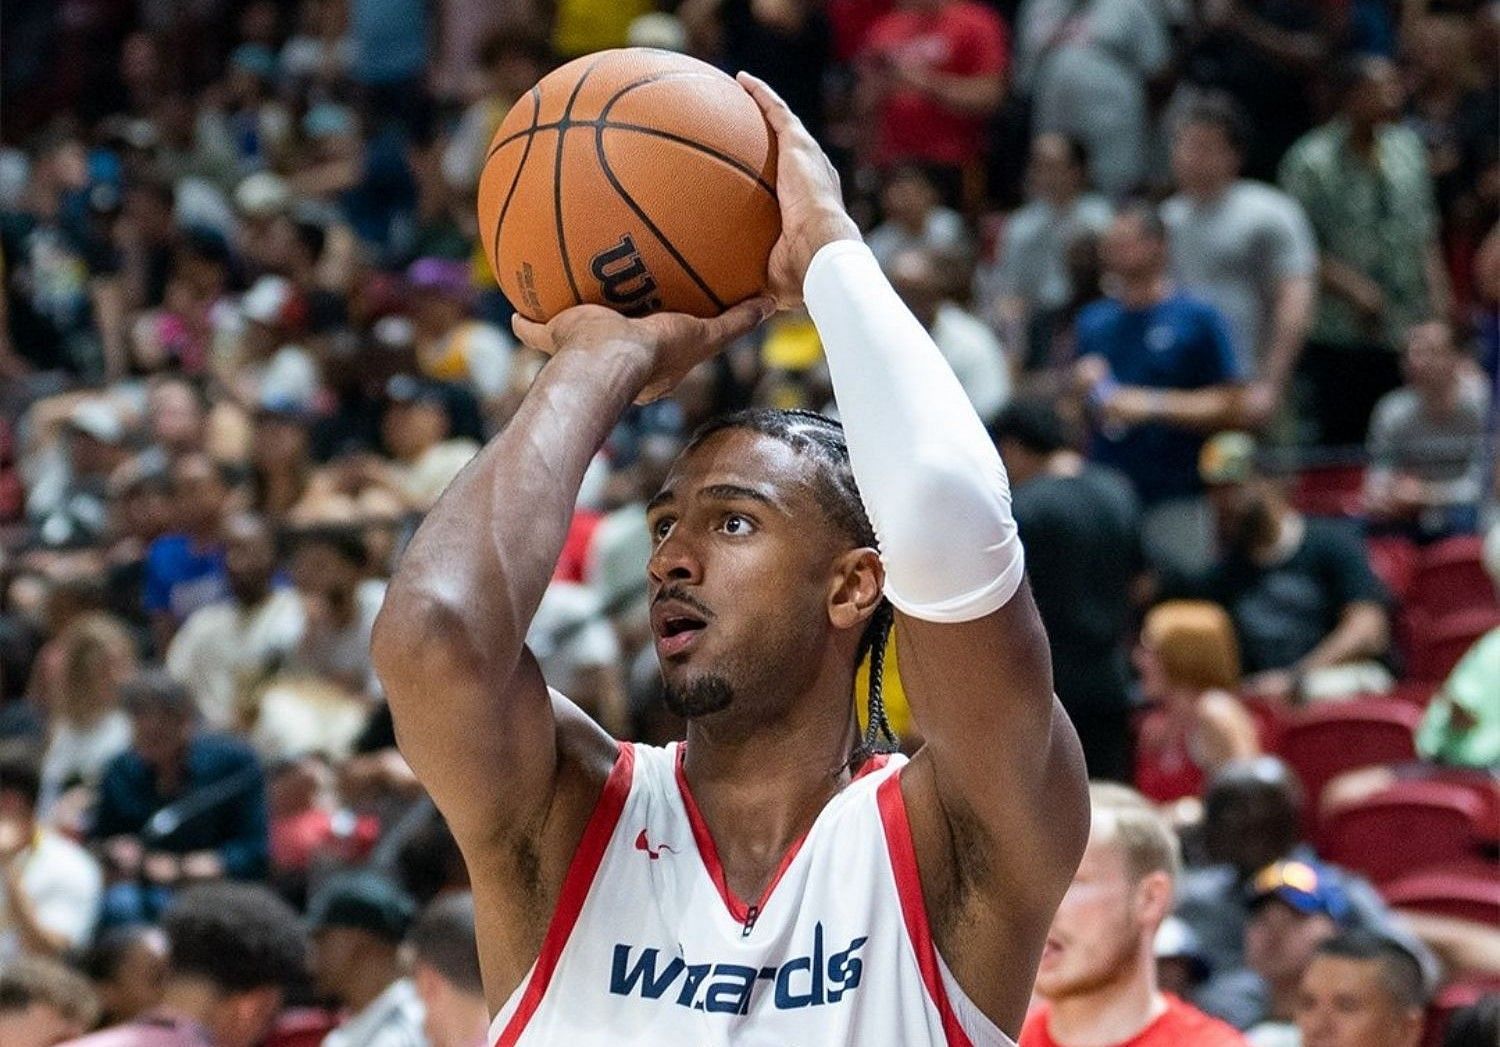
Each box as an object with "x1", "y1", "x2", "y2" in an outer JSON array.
[
  {"x1": 737, "y1": 71, "x2": 861, "y2": 308},
  {"x1": 513, "y1": 297, "x2": 774, "y2": 404}
]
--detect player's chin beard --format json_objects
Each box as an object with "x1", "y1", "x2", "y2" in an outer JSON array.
[{"x1": 663, "y1": 673, "x2": 735, "y2": 718}]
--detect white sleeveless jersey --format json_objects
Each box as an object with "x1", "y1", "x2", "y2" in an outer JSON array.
[{"x1": 488, "y1": 742, "x2": 1013, "y2": 1046}]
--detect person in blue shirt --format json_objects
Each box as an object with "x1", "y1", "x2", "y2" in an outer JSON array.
[
  {"x1": 143, "y1": 453, "x2": 231, "y2": 654},
  {"x1": 1072, "y1": 203, "x2": 1247, "y2": 576},
  {"x1": 91, "y1": 670, "x2": 269, "y2": 929}
]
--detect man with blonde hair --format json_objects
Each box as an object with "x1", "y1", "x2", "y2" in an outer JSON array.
[{"x1": 1022, "y1": 784, "x2": 1248, "y2": 1047}]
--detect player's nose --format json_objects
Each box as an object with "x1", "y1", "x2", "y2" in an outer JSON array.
[{"x1": 647, "y1": 529, "x2": 702, "y2": 586}]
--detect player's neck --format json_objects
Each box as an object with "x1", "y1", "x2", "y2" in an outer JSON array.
[
  {"x1": 681, "y1": 673, "x2": 862, "y2": 901},
  {"x1": 1046, "y1": 957, "x2": 1165, "y2": 1047}
]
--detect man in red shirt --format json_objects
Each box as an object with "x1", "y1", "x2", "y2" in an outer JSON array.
[
  {"x1": 859, "y1": 0, "x2": 1008, "y2": 204},
  {"x1": 1021, "y1": 784, "x2": 1249, "y2": 1047}
]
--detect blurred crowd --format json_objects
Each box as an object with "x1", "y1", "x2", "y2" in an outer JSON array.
[{"x1": 0, "y1": 0, "x2": 1497, "y2": 1046}]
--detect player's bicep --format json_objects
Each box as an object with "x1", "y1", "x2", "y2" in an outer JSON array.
[
  {"x1": 895, "y1": 589, "x2": 1089, "y2": 901},
  {"x1": 382, "y1": 637, "x2": 562, "y2": 848}
]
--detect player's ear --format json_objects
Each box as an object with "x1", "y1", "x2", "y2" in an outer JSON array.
[
  {"x1": 827, "y1": 548, "x2": 884, "y2": 631},
  {"x1": 1134, "y1": 870, "x2": 1174, "y2": 928}
]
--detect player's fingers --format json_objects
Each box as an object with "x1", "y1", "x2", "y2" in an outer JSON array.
[
  {"x1": 736, "y1": 72, "x2": 800, "y2": 135},
  {"x1": 702, "y1": 295, "x2": 776, "y2": 347},
  {"x1": 511, "y1": 313, "x2": 555, "y2": 353}
]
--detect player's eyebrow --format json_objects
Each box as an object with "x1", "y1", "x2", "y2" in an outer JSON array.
[{"x1": 697, "y1": 483, "x2": 786, "y2": 514}]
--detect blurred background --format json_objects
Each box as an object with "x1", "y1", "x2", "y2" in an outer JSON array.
[{"x1": 0, "y1": 1, "x2": 1496, "y2": 1045}]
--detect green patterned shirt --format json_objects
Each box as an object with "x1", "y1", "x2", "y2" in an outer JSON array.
[{"x1": 1278, "y1": 120, "x2": 1439, "y2": 350}]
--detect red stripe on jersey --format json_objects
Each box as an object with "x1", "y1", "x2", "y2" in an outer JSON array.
[
  {"x1": 876, "y1": 771, "x2": 975, "y2": 1047},
  {"x1": 494, "y1": 742, "x2": 636, "y2": 1047},
  {"x1": 674, "y1": 743, "x2": 810, "y2": 926}
]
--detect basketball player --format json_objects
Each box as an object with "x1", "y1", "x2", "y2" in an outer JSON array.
[{"x1": 372, "y1": 73, "x2": 1089, "y2": 1045}]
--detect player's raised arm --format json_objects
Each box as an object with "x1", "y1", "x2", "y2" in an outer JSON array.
[
  {"x1": 371, "y1": 302, "x2": 769, "y2": 848},
  {"x1": 741, "y1": 71, "x2": 1089, "y2": 1022}
]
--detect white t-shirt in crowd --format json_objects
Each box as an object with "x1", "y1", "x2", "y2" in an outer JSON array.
[
  {"x1": 167, "y1": 588, "x2": 305, "y2": 729},
  {"x1": 1163, "y1": 180, "x2": 1317, "y2": 375},
  {"x1": 0, "y1": 827, "x2": 104, "y2": 961}
]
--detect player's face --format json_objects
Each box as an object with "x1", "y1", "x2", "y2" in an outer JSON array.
[
  {"x1": 646, "y1": 429, "x2": 852, "y2": 722},
  {"x1": 1034, "y1": 827, "x2": 1143, "y2": 1001},
  {"x1": 1295, "y1": 956, "x2": 1422, "y2": 1047}
]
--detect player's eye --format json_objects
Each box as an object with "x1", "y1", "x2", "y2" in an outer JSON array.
[
  {"x1": 720, "y1": 513, "x2": 755, "y2": 536},
  {"x1": 651, "y1": 517, "x2": 675, "y2": 542}
]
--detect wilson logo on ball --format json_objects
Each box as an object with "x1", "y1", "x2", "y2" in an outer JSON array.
[{"x1": 590, "y1": 235, "x2": 662, "y2": 317}]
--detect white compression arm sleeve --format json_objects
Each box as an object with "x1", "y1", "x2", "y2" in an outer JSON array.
[{"x1": 804, "y1": 239, "x2": 1024, "y2": 623}]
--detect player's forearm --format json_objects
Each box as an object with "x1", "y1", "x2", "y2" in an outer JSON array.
[
  {"x1": 378, "y1": 345, "x2": 649, "y2": 683},
  {"x1": 803, "y1": 240, "x2": 1024, "y2": 622}
]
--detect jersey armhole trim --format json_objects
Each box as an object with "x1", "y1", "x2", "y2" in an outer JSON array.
[
  {"x1": 876, "y1": 770, "x2": 975, "y2": 1047},
  {"x1": 494, "y1": 741, "x2": 636, "y2": 1047}
]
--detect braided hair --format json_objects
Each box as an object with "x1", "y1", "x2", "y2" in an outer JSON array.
[{"x1": 685, "y1": 408, "x2": 898, "y2": 760}]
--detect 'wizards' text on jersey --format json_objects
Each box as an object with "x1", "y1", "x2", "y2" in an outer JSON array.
[{"x1": 486, "y1": 742, "x2": 1012, "y2": 1046}]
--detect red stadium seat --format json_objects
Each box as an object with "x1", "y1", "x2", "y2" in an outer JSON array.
[
  {"x1": 1383, "y1": 861, "x2": 1500, "y2": 925},
  {"x1": 1367, "y1": 535, "x2": 1419, "y2": 604},
  {"x1": 1292, "y1": 463, "x2": 1365, "y2": 518},
  {"x1": 1408, "y1": 607, "x2": 1500, "y2": 682},
  {"x1": 1410, "y1": 535, "x2": 1498, "y2": 619},
  {"x1": 1277, "y1": 698, "x2": 1422, "y2": 819},
  {"x1": 1319, "y1": 780, "x2": 1489, "y2": 884}
]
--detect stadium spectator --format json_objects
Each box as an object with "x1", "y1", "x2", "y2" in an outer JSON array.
[
  {"x1": 679, "y1": 0, "x2": 834, "y2": 143},
  {"x1": 1071, "y1": 203, "x2": 1245, "y2": 576},
  {"x1": 1364, "y1": 321, "x2": 1490, "y2": 542},
  {"x1": 407, "y1": 893, "x2": 486, "y2": 1047},
  {"x1": 1192, "y1": 431, "x2": 1392, "y2": 701},
  {"x1": 284, "y1": 527, "x2": 386, "y2": 700},
  {"x1": 376, "y1": 377, "x2": 481, "y2": 511},
  {"x1": 91, "y1": 672, "x2": 269, "y2": 927},
  {"x1": 992, "y1": 398, "x2": 1141, "y2": 782},
  {"x1": 1294, "y1": 932, "x2": 1427, "y2": 1047},
  {"x1": 886, "y1": 246, "x2": 1011, "y2": 424},
  {"x1": 78, "y1": 926, "x2": 169, "y2": 1028},
  {"x1": 306, "y1": 871, "x2": 423, "y2": 1047},
  {"x1": 35, "y1": 614, "x2": 137, "y2": 818},
  {"x1": 0, "y1": 957, "x2": 100, "y2": 1047},
  {"x1": 1244, "y1": 860, "x2": 1349, "y2": 1045},
  {"x1": 26, "y1": 400, "x2": 133, "y2": 550},
  {"x1": 866, "y1": 166, "x2": 972, "y2": 270},
  {"x1": 1173, "y1": 0, "x2": 1345, "y2": 182},
  {"x1": 1279, "y1": 56, "x2": 1452, "y2": 447},
  {"x1": 144, "y1": 453, "x2": 233, "y2": 651},
  {"x1": 1132, "y1": 601, "x2": 1259, "y2": 809},
  {"x1": 166, "y1": 513, "x2": 302, "y2": 731},
  {"x1": 0, "y1": 747, "x2": 103, "y2": 960},
  {"x1": 1013, "y1": 0, "x2": 1170, "y2": 199},
  {"x1": 1164, "y1": 95, "x2": 1317, "y2": 428},
  {"x1": 1021, "y1": 783, "x2": 1247, "y2": 1047},
  {"x1": 977, "y1": 133, "x2": 1112, "y2": 371},
  {"x1": 1175, "y1": 758, "x2": 1434, "y2": 1029},
  {"x1": 405, "y1": 258, "x2": 515, "y2": 420},
  {"x1": 60, "y1": 882, "x2": 306, "y2": 1047},
  {"x1": 858, "y1": 0, "x2": 1010, "y2": 204}
]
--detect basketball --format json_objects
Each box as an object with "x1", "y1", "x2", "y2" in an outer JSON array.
[{"x1": 477, "y1": 48, "x2": 781, "y2": 323}]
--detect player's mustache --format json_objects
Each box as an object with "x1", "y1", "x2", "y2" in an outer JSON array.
[{"x1": 653, "y1": 586, "x2": 715, "y2": 620}]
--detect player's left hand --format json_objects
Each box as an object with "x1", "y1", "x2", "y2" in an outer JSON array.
[{"x1": 513, "y1": 297, "x2": 774, "y2": 404}]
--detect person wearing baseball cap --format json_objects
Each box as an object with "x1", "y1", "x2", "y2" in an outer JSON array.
[
  {"x1": 306, "y1": 871, "x2": 424, "y2": 1047},
  {"x1": 1191, "y1": 431, "x2": 1392, "y2": 702},
  {"x1": 1244, "y1": 860, "x2": 1350, "y2": 1046}
]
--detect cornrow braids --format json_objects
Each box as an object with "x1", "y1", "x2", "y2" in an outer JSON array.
[{"x1": 686, "y1": 408, "x2": 899, "y2": 760}]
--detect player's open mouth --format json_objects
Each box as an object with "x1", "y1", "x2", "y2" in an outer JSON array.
[{"x1": 655, "y1": 615, "x2": 707, "y2": 657}]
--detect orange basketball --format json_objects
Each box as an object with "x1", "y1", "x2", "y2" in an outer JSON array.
[{"x1": 477, "y1": 48, "x2": 780, "y2": 322}]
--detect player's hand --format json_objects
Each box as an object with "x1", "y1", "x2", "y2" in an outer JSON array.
[
  {"x1": 513, "y1": 297, "x2": 774, "y2": 404},
  {"x1": 737, "y1": 71, "x2": 861, "y2": 308}
]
